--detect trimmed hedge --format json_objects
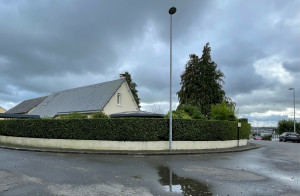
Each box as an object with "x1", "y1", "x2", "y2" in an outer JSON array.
[
  {"x1": 0, "y1": 119, "x2": 250, "y2": 141},
  {"x1": 262, "y1": 134, "x2": 272, "y2": 141}
]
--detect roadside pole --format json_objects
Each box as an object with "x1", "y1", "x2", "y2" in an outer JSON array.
[{"x1": 237, "y1": 122, "x2": 241, "y2": 147}]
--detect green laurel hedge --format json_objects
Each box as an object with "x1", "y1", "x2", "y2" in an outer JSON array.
[{"x1": 0, "y1": 119, "x2": 250, "y2": 141}]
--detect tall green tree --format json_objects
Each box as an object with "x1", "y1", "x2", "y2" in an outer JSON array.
[
  {"x1": 177, "y1": 43, "x2": 228, "y2": 117},
  {"x1": 123, "y1": 71, "x2": 141, "y2": 109},
  {"x1": 277, "y1": 119, "x2": 300, "y2": 134}
]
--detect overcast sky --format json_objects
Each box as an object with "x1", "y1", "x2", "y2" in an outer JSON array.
[{"x1": 0, "y1": 0, "x2": 299, "y2": 127}]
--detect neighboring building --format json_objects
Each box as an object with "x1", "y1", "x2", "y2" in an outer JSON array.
[
  {"x1": 6, "y1": 96, "x2": 47, "y2": 114},
  {"x1": 0, "y1": 106, "x2": 7, "y2": 120},
  {"x1": 6, "y1": 77, "x2": 139, "y2": 118},
  {"x1": 0, "y1": 106, "x2": 6, "y2": 113}
]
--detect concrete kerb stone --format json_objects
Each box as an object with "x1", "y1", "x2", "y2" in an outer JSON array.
[{"x1": 0, "y1": 142, "x2": 260, "y2": 155}]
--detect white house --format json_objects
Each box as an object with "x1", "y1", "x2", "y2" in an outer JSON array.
[
  {"x1": 6, "y1": 77, "x2": 139, "y2": 118},
  {"x1": 0, "y1": 106, "x2": 6, "y2": 113}
]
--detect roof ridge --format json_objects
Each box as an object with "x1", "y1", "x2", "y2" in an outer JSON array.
[
  {"x1": 54, "y1": 78, "x2": 126, "y2": 93},
  {"x1": 6, "y1": 96, "x2": 48, "y2": 114},
  {"x1": 23, "y1": 95, "x2": 48, "y2": 102}
]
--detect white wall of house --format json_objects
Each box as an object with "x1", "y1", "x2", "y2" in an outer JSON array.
[
  {"x1": 0, "y1": 107, "x2": 6, "y2": 113},
  {"x1": 0, "y1": 106, "x2": 6, "y2": 120},
  {"x1": 103, "y1": 82, "x2": 139, "y2": 115}
]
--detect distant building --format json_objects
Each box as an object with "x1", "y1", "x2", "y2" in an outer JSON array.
[
  {"x1": 0, "y1": 106, "x2": 7, "y2": 120},
  {"x1": 6, "y1": 96, "x2": 47, "y2": 115},
  {"x1": 6, "y1": 77, "x2": 139, "y2": 118},
  {"x1": 0, "y1": 106, "x2": 6, "y2": 113}
]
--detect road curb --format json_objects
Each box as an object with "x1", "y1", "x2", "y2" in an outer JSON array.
[{"x1": 0, "y1": 142, "x2": 260, "y2": 155}]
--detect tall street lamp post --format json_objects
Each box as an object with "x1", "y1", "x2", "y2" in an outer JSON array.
[
  {"x1": 288, "y1": 88, "x2": 296, "y2": 133},
  {"x1": 169, "y1": 7, "x2": 176, "y2": 151}
]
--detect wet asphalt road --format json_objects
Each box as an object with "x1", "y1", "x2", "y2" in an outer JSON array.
[{"x1": 0, "y1": 140, "x2": 299, "y2": 196}]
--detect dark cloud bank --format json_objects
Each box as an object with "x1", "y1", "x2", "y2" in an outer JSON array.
[{"x1": 0, "y1": 0, "x2": 299, "y2": 126}]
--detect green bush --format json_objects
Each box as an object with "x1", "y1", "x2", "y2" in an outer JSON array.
[
  {"x1": 262, "y1": 134, "x2": 272, "y2": 141},
  {"x1": 211, "y1": 102, "x2": 237, "y2": 121},
  {"x1": 0, "y1": 119, "x2": 251, "y2": 141},
  {"x1": 90, "y1": 112, "x2": 109, "y2": 119},
  {"x1": 277, "y1": 119, "x2": 300, "y2": 134},
  {"x1": 164, "y1": 110, "x2": 192, "y2": 119},
  {"x1": 177, "y1": 104, "x2": 206, "y2": 120},
  {"x1": 239, "y1": 118, "x2": 248, "y2": 123},
  {"x1": 59, "y1": 112, "x2": 88, "y2": 119},
  {"x1": 239, "y1": 122, "x2": 251, "y2": 139}
]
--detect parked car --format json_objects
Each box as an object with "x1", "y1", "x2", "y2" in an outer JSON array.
[
  {"x1": 279, "y1": 132, "x2": 300, "y2": 142},
  {"x1": 254, "y1": 136, "x2": 262, "y2": 140}
]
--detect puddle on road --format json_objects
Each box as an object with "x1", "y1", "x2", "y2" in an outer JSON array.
[{"x1": 157, "y1": 165, "x2": 212, "y2": 196}]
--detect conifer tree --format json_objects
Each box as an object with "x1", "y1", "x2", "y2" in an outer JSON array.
[
  {"x1": 123, "y1": 71, "x2": 141, "y2": 109},
  {"x1": 177, "y1": 43, "x2": 227, "y2": 117}
]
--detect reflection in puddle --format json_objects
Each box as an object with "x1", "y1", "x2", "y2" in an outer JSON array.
[
  {"x1": 162, "y1": 184, "x2": 182, "y2": 193},
  {"x1": 158, "y1": 165, "x2": 212, "y2": 196}
]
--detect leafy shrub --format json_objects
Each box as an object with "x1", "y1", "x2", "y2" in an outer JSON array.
[
  {"x1": 239, "y1": 118, "x2": 248, "y2": 123},
  {"x1": 240, "y1": 122, "x2": 251, "y2": 139},
  {"x1": 164, "y1": 110, "x2": 192, "y2": 119},
  {"x1": 90, "y1": 112, "x2": 109, "y2": 119},
  {"x1": 59, "y1": 112, "x2": 88, "y2": 119},
  {"x1": 177, "y1": 104, "x2": 206, "y2": 120},
  {"x1": 192, "y1": 113, "x2": 207, "y2": 120},
  {"x1": 277, "y1": 119, "x2": 299, "y2": 134},
  {"x1": 211, "y1": 102, "x2": 237, "y2": 121},
  {"x1": 262, "y1": 134, "x2": 272, "y2": 140},
  {"x1": 0, "y1": 119, "x2": 251, "y2": 141}
]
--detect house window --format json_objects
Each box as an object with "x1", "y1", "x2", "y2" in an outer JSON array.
[{"x1": 117, "y1": 93, "x2": 121, "y2": 105}]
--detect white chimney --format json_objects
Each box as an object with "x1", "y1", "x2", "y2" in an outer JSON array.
[{"x1": 119, "y1": 74, "x2": 126, "y2": 79}]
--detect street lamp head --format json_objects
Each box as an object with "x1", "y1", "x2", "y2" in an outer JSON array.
[
  {"x1": 169, "y1": 7, "x2": 176, "y2": 15},
  {"x1": 288, "y1": 88, "x2": 294, "y2": 90}
]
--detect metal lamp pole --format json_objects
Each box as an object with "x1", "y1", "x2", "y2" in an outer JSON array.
[
  {"x1": 237, "y1": 122, "x2": 241, "y2": 147},
  {"x1": 169, "y1": 7, "x2": 176, "y2": 151},
  {"x1": 288, "y1": 88, "x2": 296, "y2": 133}
]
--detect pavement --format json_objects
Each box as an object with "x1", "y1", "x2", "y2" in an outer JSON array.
[
  {"x1": 0, "y1": 140, "x2": 259, "y2": 155},
  {"x1": 1, "y1": 140, "x2": 299, "y2": 195}
]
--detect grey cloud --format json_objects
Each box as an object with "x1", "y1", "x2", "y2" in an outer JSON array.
[
  {"x1": 0, "y1": 0, "x2": 299, "y2": 127},
  {"x1": 242, "y1": 114, "x2": 291, "y2": 127},
  {"x1": 283, "y1": 60, "x2": 300, "y2": 73},
  {"x1": 0, "y1": 0, "x2": 206, "y2": 86},
  {"x1": 222, "y1": 65, "x2": 264, "y2": 95}
]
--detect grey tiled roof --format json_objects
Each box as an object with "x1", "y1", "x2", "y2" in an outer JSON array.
[
  {"x1": 6, "y1": 96, "x2": 48, "y2": 114},
  {"x1": 29, "y1": 78, "x2": 125, "y2": 118}
]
